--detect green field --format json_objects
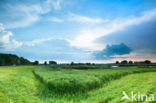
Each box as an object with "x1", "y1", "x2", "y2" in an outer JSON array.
[{"x1": 0, "y1": 66, "x2": 156, "y2": 103}]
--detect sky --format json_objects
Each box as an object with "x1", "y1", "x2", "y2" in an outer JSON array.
[{"x1": 0, "y1": 0, "x2": 156, "y2": 63}]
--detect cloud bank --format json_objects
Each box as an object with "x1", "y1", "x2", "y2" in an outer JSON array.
[
  {"x1": 0, "y1": 23, "x2": 22, "y2": 50},
  {"x1": 93, "y1": 43, "x2": 132, "y2": 60},
  {"x1": 68, "y1": 13, "x2": 106, "y2": 23},
  {"x1": 0, "y1": 0, "x2": 64, "y2": 28},
  {"x1": 69, "y1": 9, "x2": 156, "y2": 51}
]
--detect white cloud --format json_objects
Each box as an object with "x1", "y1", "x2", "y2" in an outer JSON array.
[
  {"x1": 0, "y1": 23, "x2": 22, "y2": 50},
  {"x1": 2, "y1": 0, "x2": 64, "y2": 28},
  {"x1": 48, "y1": 17, "x2": 63, "y2": 22},
  {"x1": 23, "y1": 38, "x2": 70, "y2": 47},
  {"x1": 0, "y1": 22, "x2": 70, "y2": 50},
  {"x1": 5, "y1": 5, "x2": 40, "y2": 28},
  {"x1": 52, "y1": 0, "x2": 64, "y2": 10},
  {"x1": 69, "y1": 9, "x2": 156, "y2": 51},
  {"x1": 24, "y1": 38, "x2": 54, "y2": 46},
  {"x1": 68, "y1": 13, "x2": 108, "y2": 23},
  {"x1": 47, "y1": 13, "x2": 106, "y2": 23},
  {"x1": 0, "y1": 21, "x2": 71, "y2": 50}
]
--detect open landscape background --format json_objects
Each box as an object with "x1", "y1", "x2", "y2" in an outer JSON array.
[
  {"x1": 0, "y1": 53, "x2": 156, "y2": 103},
  {"x1": 0, "y1": 0, "x2": 156, "y2": 103}
]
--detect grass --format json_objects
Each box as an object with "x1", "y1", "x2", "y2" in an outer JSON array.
[
  {"x1": 33, "y1": 66, "x2": 156, "y2": 93},
  {"x1": 48, "y1": 64, "x2": 112, "y2": 70},
  {"x1": 83, "y1": 72, "x2": 156, "y2": 103},
  {"x1": 0, "y1": 66, "x2": 42, "y2": 103},
  {"x1": 0, "y1": 65, "x2": 156, "y2": 103}
]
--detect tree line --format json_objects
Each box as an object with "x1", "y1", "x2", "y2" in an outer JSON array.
[
  {"x1": 116, "y1": 60, "x2": 151, "y2": 64},
  {"x1": 0, "y1": 53, "x2": 31, "y2": 66},
  {"x1": 0, "y1": 53, "x2": 58, "y2": 66},
  {"x1": 0, "y1": 53, "x2": 153, "y2": 66}
]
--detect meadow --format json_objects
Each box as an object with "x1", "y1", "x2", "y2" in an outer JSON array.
[{"x1": 0, "y1": 65, "x2": 156, "y2": 103}]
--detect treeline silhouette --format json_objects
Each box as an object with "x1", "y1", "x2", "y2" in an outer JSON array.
[
  {"x1": 116, "y1": 60, "x2": 151, "y2": 64},
  {"x1": 0, "y1": 53, "x2": 154, "y2": 66},
  {"x1": 115, "y1": 60, "x2": 155, "y2": 67},
  {"x1": 0, "y1": 53, "x2": 58, "y2": 66},
  {"x1": 0, "y1": 53, "x2": 32, "y2": 66}
]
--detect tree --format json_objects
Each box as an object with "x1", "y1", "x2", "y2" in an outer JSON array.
[
  {"x1": 144, "y1": 60, "x2": 151, "y2": 64},
  {"x1": 20, "y1": 57, "x2": 31, "y2": 65},
  {"x1": 33, "y1": 61, "x2": 39, "y2": 65},
  {"x1": 121, "y1": 60, "x2": 128, "y2": 64},
  {"x1": 116, "y1": 61, "x2": 119, "y2": 64},
  {"x1": 86, "y1": 63, "x2": 91, "y2": 65},
  {"x1": 0, "y1": 53, "x2": 31, "y2": 66},
  {"x1": 49, "y1": 61, "x2": 57, "y2": 65},
  {"x1": 0, "y1": 59, "x2": 5, "y2": 66},
  {"x1": 71, "y1": 61, "x2": 74, "y2": 65},
  {"x1": 44, "y1": 61, "x2": 47, "y2": 65},
  {"x1": 129, "y1": 61, "x2": 133, "y2": 64}
]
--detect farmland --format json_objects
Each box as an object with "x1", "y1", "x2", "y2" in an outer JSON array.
[{"x1": 0, "y1": 65, "x2": 156, "y2": 103}]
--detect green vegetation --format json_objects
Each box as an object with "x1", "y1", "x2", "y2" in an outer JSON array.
[
  {"x1": 0, "y1": 66, "x2": 41, "y2": 103},
  {"x1": 33, "y1": 66, "x2": 156, "y2": 94},
  {"x1": 48, "y1": 64, "x2": 111, "y2": 70},
  {"x1": 0, "y1": 53, "x2": 32, "y2": 66},
  {"x1": 82, "y1": 72, "x2": 156, "y2": 103},
  {"x1": 0, "y1": 65, "x2": 156, "y2": 103}
]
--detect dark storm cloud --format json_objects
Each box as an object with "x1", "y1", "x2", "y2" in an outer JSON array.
[{"x1": 93, "y1": 43, "x2": 132, "y2": 60}]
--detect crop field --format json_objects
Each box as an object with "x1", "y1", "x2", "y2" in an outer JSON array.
[{"x1": 0, "y1": 65, "x2": 156, "y2": 103}]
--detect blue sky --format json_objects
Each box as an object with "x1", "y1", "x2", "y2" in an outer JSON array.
[{"x1": 0, "y1": 0, "x2": 156, "y2": 63}]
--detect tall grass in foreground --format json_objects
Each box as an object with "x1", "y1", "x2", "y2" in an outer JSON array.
[
  {"x1": 83, "y1": 72, "x2": 156, "y2": 103},
  {"x1": 0, "y1": 66, "x2": 156, "y2": 103},
  {"x1": 33, "y1": 67, "x2": 156, "y2": 94},
  {"x1": 49, "y1": 64, "x2": 111, "y2": 70}
]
